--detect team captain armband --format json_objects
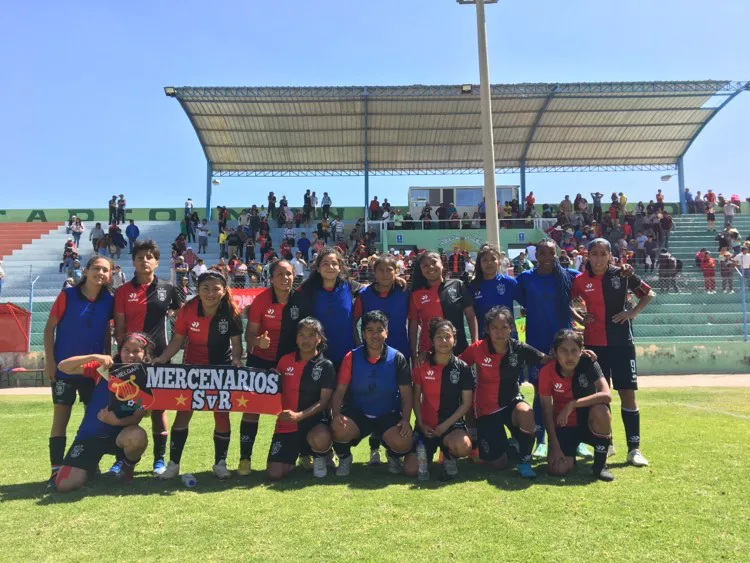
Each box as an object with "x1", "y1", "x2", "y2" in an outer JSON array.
[{"x1": 107, "y1": 363, "x2": 282, "y2": 415}]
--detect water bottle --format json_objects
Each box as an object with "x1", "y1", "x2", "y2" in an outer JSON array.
[
  {"x1": 416, "y1": 439, "x2": 429, "y2": 481},
  {"x1": 181, "y1": 473, "x2": 197, "y2": 488}
]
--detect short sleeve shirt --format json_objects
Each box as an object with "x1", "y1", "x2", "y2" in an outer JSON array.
[{"x1": 174, "y1": 299, "x2": 243, "y2": 364}]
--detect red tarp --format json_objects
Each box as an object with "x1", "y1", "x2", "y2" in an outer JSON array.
[{"x1": 0, "y1": 303, "x2": 31, "y2": 353}]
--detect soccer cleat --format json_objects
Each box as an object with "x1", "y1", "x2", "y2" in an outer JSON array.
[
  {"x1": 443, "y1": 458, "x2": 458, "y2": 477},
  {"x1": 313, "y1": 457, "x2": 327, "y2": 478},
  {"x1": 106, "y1": 460, "x2": 123, "y2": 477},
  {"x1": 159, "y1": 460, "x2": 180, "y2": 480},
  {"x1": 336, "y1": 455, "x2": 353, "y2": 477},
  {"x1": 595, "y1": 465, "x2": 615, "y2": 482},
  {"x1": 387, "y1": 455, "x2": 403, "y2": 475},
  {"x1": 517, "y1": 462, "x2": 536, "y2": 479},
  {"x1": 576, "y1": 443, "x2": 594, "y2": 459},
  {"x1": 212, "y1": 460, "x2": 232, "y2": 479},
  {"x1": 152, "y1": 458, "x2": 167, "y2": 476},
  {"x1": 532, "y1": 443, "x2": 548, "y2": 459},
  {"x1": 47, "y1": 469, "x2": 59, "y2": 490},
  {"x1": 369, "y1": 448, "x2": 382, "y2": 466},
  {"x1": 298, "y1": 456, "x2": 314, "y2": 470},
  {"x1": 607, "y1": 444, "x2": 616, "y2": 458},
  {"x1": 626, "y1": 449, "x2": 649, "y2": 467},
  {"x1": 118, "y1": 463, "x2": 135, "y2": 484},
  {"x1": 237, "y1": 459, "x2": 252, "y2": 476}
]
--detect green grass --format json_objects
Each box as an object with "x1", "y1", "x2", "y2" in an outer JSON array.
[{"x1": 1, "y1": 388, "x2": 749, "y2": 561}]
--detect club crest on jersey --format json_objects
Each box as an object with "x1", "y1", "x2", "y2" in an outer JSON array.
[
  {"x1": 54, "y1": 381, "x2": 66, "y2": 396},
  {"x1": 311, "y1": 365, "x2": 322, "y2": 381},
  {"x1": 579, "y1": 373, "x2": 589, "y2": 388},
  {"x1": 611, "y1": 276, "x2": 621, "y2": 290},
  {"x1": 70, "y1": 444, "x2": 84, "y2": 458},
  {"x1": 270, "y1": 440, "x2": 282, "y2": 455},
  {"x1": 497, "y1": 284, "x2": 506, "y2": 295},
  {"x1": 508, "y1": 353, "x2": 518, "y2": 367},
  {"x1": 218, "y1": 318, "x2": 229, "y2": 335},
  {"x1": 156, "y1": 287, "x2": 167, "y2": 302},
  {"x1": 290, "y1": 305, "x2": 300, "y2": 320},
  {"x1": 449, "y1": 369, "x2": 460, "y2": 384},
  {"x1": 447, "y1": 287, "x2": 457, "y2": 300},
  {"x1": 474, "y1": 290, "x2": 482, "y2": 299}
]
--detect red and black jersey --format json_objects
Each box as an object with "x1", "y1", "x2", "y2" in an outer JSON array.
[
  {"x1": 538, "y1": 357, "x2": 604, "y2": 427},
  {"x1": 173, "y1": 299, "x2": 243, "y2": 364},
  {"x1": 247, "y1": 288, "x2": 285, "y2": 362},
  {"x1": 114, "y1": 277, "x2": 180, "y2": 356},
  {"x1": 413, "y1": 355, "x2": 473, "y2": 428},
  {"x1": 572, "y1": 266, "x2": 651, "y2": 347},
  {"x1": 409, "y1": 278, "x2": 474, "y2": 354},
  {"x1": 460, "y1": 338, "x2": 546, "y2": 417},
  {"x1": 275, "y1": 352, "x2": 335, "y2": 434}
]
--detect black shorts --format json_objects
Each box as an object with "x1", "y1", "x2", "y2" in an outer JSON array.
[
  {"x1": 63, "y1": 432, "x2": 122, "y2": 471},
  {"x1": 340, "y1": 406, "x2": 402, "y2": 446},
  {"x1": 267, "y1": 415, "x2": 329, "y2": 465},
  {"x1": 246, "y1": 354, "x2": 277, "y2": 371},
  {"x1": 51, "y1": 378, "x2": 95, "y2": 407},
  {"x1": 554, "y1": 407, "x2": 597, "y2": 457},
  {"x1": 412, "y1": 421, "x2": 467, "y2": 460},
  {"x1": 476, "y1": 397, "x2": 527, "y2": 461},
  {"x1": 588, "y1": 345, "x2": 638, "y2": 391}
]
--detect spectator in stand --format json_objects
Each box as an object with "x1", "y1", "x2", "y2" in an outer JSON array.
[
  {"x1": 513, "y1": 251, "x2": 533, "y2": 274},
  {"x1": 296, "y1": 232, "x2": 311, "y2": 261},
  {"x1": 369, "y1": 196, "x2": 380, "y2": 220},
  {"x1": 89, "y1": 222, "x2": 104, "y2": 254},
  {"x1": 291, "y1": 251, "x2": 307, "y2": 289},
  {"x1": 393, "y1": 209, "x2": 404, "y2": 230},
  {"x1": 71, "y1": 259, "x2": 83, "y2": 283},
  {"x1": 335, "y1": 216, "x2": 345, "y2": 242},
  {"x1": 218, "y1": 228, "x2": 228, "y2": 259},
  {"x1": 644, "y1": 234, "x2": 658, "y2": 272},
  {"x1": 317, "y1": 218, "x2": 331, "y2": 243},
  {"x1": 283, "y1": 225, "x2": 295, "y2": 246},
  {"x1": 303, "y1": 189, "x2": 312, "y2": 223},
  {"x1": 705, "y1": 189, "x2": 717, "y2": 207},
  {"x1": 383, "y1": 198, "x2": 392, "y2": 216},
  {"x1": 226, "y1": 228, "x2": 241, "y2": 259},
  {"x1": 196, "y1": 219, "x2": 210, "y2": 254},
  {"x1": 655, "y1": 189, "x2": 665, "y2": 211},
  {"x1": 244, "y1": 237, "x2": 255, "y2": 263},
  {"x1": 590, "y1": 191, "x2": 604, "y2": 222},
  {"x1": 111, "y1": 264, "x2": 126, "y2": 289},
  {"x1": 183, "y1": 247, "x2": 197, "y2": 271},
  {"x1": 657, "y1": 249, "x2": 678, "y2": 293},
  {"x1": 700, "y1": 250, "x2": 717, "y2": 293},
  {"x1": 125, "y1": 220, "x2": 139, "y2": 254},
  {"x1": 447, "y1": 247, "x2": 465, "y2": 279},
  {"x1": 660, "y1": 212, "x2": 674, "y2": 249},
  {"x1": 108, "y1": 195, "x2": 118, "y2": 225},
  {"x1": 321, "y1": 192, "x2": 332, "y2": 218},
  {"x1": 109, "y1": 225, "x2": 126, "y2": 260},
  {"x1": 311, "y1": 191, "x2": 318, "y2": 219},
  {"x1": 192, "y1": 257, "x2": 207, "y2": 283},
  {"x1": 724, "y1": 200, "x2": 739, "y2": 227},
  {"x1": 268, "y1": 191, "x2": 277, "y2": 220},
  {"x1": 525, "y1": 191, "x2": 535, "y2": 209},
  {"x1": 685, "y1": 188, "x2": 695, "y2": 214},
  {"x1": 719, "y1": 251, "x2": 737, "y2": 293},
  {"x1": 694, "y1": 191, "x2": 705, "y2": 214},
  {"x1": 706, "y1": 205, "x2": 716, "y2": 232},
  {"x1": 71, "y1": 217, "x2": 85, "y2": 248},
  {"x1": 738, "y1": 245, "x2": 750, "y2": 284},
  {"x1": 117, "y1": 194, "x2": 127, "y2": 224},
  {"x1": 184, "y1": 197, "x2": 193, "y2": 218},
  {"x1": 174, "y1": 256, "x2": 189, "y2": 287}
]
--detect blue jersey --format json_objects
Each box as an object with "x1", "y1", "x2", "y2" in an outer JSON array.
[
  {"x1": 313, "y1": 282, "x2": 355, "y2": 365},
  {"x1": 52, "y1": 286, "x2": 114, "y2": 381},
  {"x1": 75, "y1": 365, "x2": 118, "y2": 440},
  {"x1": 470, "y1": 274, "x2": 518, "y2": 336},
  {"x1": 357, "y1": 285, "x2": 410, "y2": 358},
  {"x1": 342, "y1": 345, "x2": 412, "y2": 417},
  {"x1": 516, "y1": 268, "x2": 580, "y2": 354}
]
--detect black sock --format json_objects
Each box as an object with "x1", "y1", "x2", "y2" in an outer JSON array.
[
  {"x1": 313, "y1": 446, "x2": 332, "y2": 459},
  {"x1": 368, "y1": 436, "x2": 381, "y2": 451},
  {"x1": 213, "y1": 431, "x2": 231, "y2": 465},
  {"x1": 153, "y1": 432, "x2": 168, "y2": 461},
  {"x1": 333, "y1": 442, "x2": 351, "y2": 459},
  {"x1": 590, "y1": 433, "x2": 611, "y2": 473},
  {"x1": 621, "y1": 409, "x2": 641, "y2": 451},
  {"x1": 122, "y1": 454, "x2": 141, "y2": 468},
  {"x1": 440, "y1": 445, "x2": 455, "y2": 461},
  {"x1": 514, "y1": 428, "x2": 534, "y2": 464},
  {"x1": 169, "y1": 428, "x2": 189, "y2": 464},
  {"x1": 532, "y1": 390, "x2": 546, "y2": 444},
  {"x1": 49, "y1": 436, "x2": 66, "y2": 469},
  {"x1": 239, "y1": 420, "x2": 259, "y2": 461}
]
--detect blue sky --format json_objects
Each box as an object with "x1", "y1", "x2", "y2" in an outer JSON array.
[{"x1": 2, "y1": 0, "x2": 748, "y2": 212}]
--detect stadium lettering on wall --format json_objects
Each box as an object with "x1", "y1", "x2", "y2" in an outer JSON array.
[{"x1": 106, "y1": 363, "x2": 282, "y2": 414}]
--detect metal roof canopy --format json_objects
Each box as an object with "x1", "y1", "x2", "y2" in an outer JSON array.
[{"x1": 165, "y1": 80, "x2": 748, "y2": 216}]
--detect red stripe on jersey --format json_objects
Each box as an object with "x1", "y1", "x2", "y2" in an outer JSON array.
[
  {"x1": 173, "y1": 300, "x2": 210, "y2": 364},
  {"x1": 275, "y1": 353, "x2": 305, "y2": 434},
  {"x1": 412, "y1": 363, "x2": 441, "y2": 428},
  {"x1": 538, "y1": 361, "x2": 577, "y2": 426},
  {"x1": 459, "y1": 340, "x2": 504, "y2": 417},
  {"x1": 247, "y1": 288, "x2": 285, "y2": 362},
  {"x1": 408, "y1": 286, "x2": 443, "y2": 353}
]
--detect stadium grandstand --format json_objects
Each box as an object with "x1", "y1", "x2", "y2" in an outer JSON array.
[{"x1": 1, "y1": 79, "x2": 749, "y2": 376}]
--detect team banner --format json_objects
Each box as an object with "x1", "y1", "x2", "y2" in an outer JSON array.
[
  {"x1": 106, "y1": 363, "x2": 282, "y2": 415},
  {"x1": 232, "y1": 287, "x2": 265, "y2": 310}
]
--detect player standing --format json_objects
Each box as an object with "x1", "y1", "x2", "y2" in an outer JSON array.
[{"x1": 571, "y1": 238, "x2": 653, "y2": 466}]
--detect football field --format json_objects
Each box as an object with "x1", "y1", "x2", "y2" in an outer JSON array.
[{"x1": 1, "y1": 387, "x2": 748, "y2": 562}]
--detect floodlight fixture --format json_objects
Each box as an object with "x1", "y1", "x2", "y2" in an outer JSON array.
[
  {"x1": 461, "y1": 84, "x2": 473, "y2": 93},
  {"x1": 164, "y1": 87, "x2": 177, "y2": 97}
]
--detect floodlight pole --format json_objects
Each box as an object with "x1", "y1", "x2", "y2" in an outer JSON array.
[
  {"x1": 206, "y1": 161, "x2": 214, "y2": 220},
  {"x1": 676, "y1": 157, "x2": 687, "y2": 215},
  {"x1": 465, "y1": 0, "x2": 500, "y2": 248}
]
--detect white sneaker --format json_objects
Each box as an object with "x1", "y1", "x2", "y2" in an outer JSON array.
[
  {"x1": 607, "y1": 444, "x2": 616, "y2": 458},
  {"x1": 212, "y1": 459, "x2": 232, "y2": 479},
  {"x1": 369, "y1": 449, "x2": 382, "y2": 466},
  {"x1": 336, "y1": 455, "x2": 353, "y2": 477},
  {"x1": 730, "y1": 290, "x2": 735, "y2": 294},
  {"x1": 387, "y1": 455, "x2": 403, "y2": 474},
  {"x1": 313, "y1": 456, "x2": 327, "y2": 478},
  {"x1": 159, "y1": 460, "x2": 180, "y2": 480},
  {"x1": 627, "y1": 449, "x2": 649, "y2": 467},
  {"x1": 443, "y1": 458, "x2": 458, "y2": 477}
]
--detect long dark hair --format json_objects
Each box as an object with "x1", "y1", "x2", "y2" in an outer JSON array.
[
  {"x1": 471, "y1": 244, "x2": 502, "y2": 288},
  {"x1": 196, "y1": 271, "x2": 241, "y2": 319},
  {"x1": 537, "y1": 239, "x2": 573, "y2": 324},
  {"x1": 300, "y1": 247, "x2": 349, "y2": 291},
  {"x1": 584, "y1": 238, "x2": 612, "y2": 274},
  {"x1": 77, "y1": 255, "x2": 114, "y2": 295},
  {"x1": 296, "y1": 316, "x2": 327, "y2": 355},
  {"x1": 410, "y1": 251, "x2": 442, "y2": 292}
]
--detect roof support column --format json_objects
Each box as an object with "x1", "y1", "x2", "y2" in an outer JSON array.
[
  {"x1": 205, "y1": 161, "x2": 214, "y2": 220},
  {"x1": 519, "y1": 161, "x2": 527, "y2": 209},
  {"x1": 677, "y1": 157, "x2": 686, "y2": 216},
  {"x1": 363, "y1": 88, "x2": 370, "y2": 233}
]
